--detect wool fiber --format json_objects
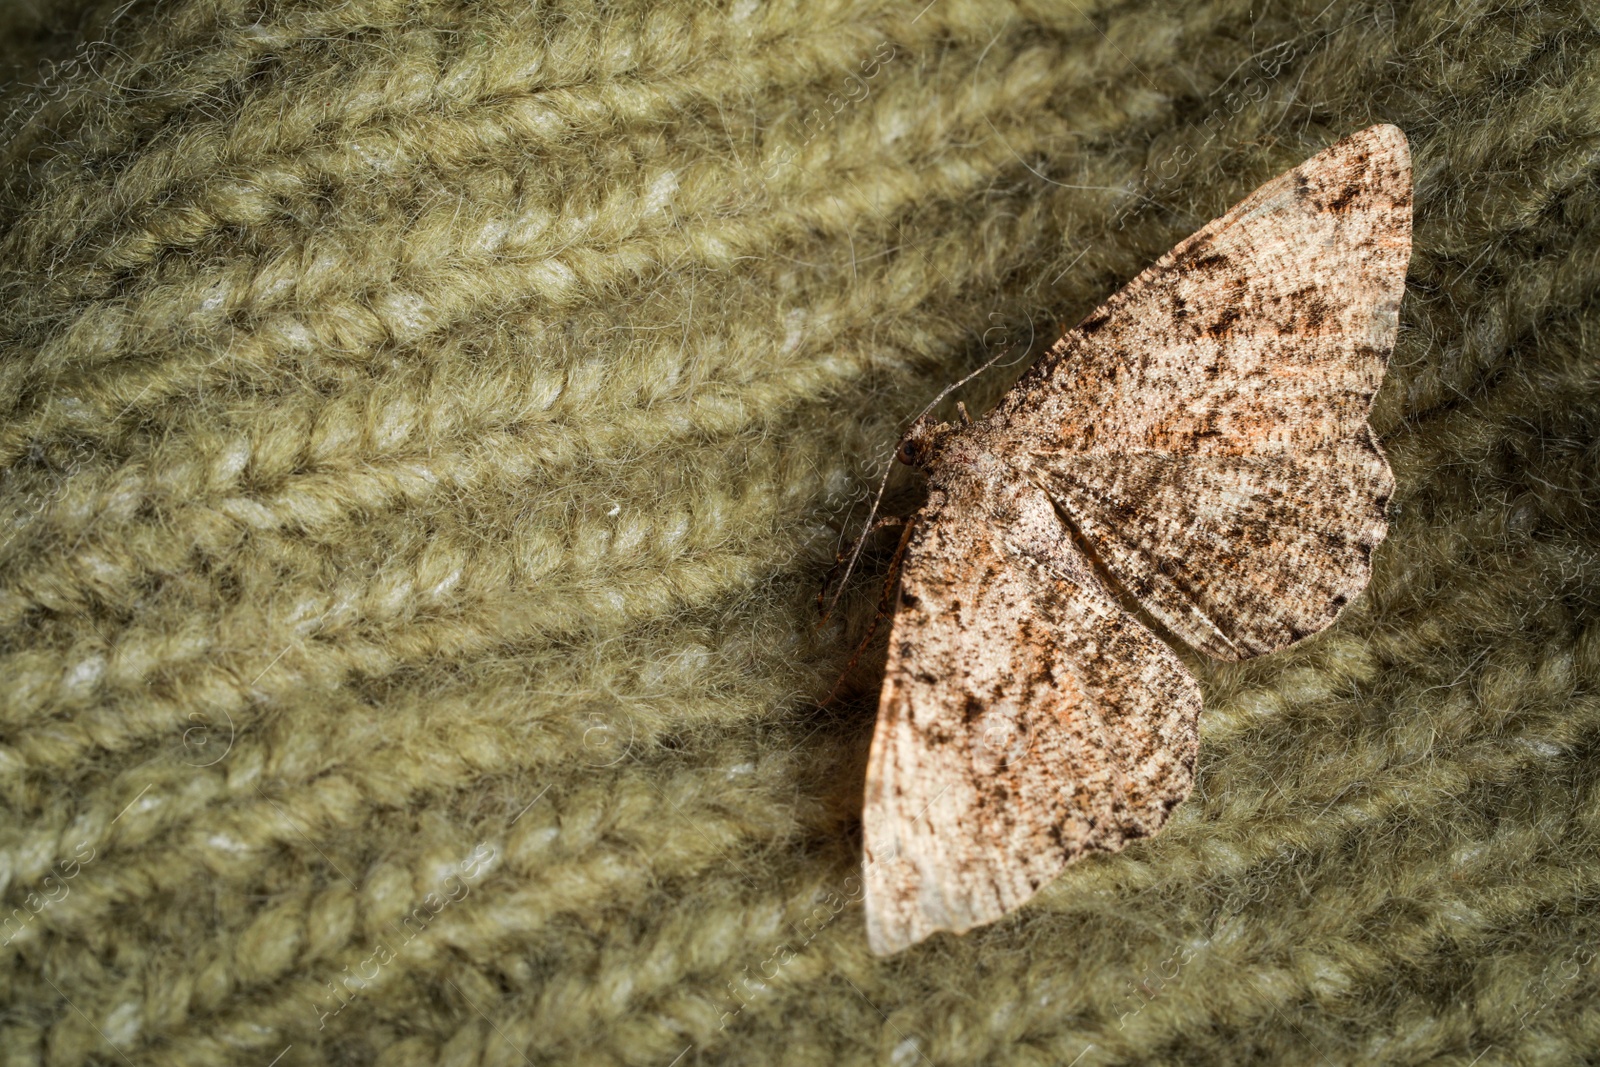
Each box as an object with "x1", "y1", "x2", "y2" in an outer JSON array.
[{"x1": 2, "y1": 1, "x2": 1599, "y2": 1064}]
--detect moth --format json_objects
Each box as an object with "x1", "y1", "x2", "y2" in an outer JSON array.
[{"x1": 858, "y1": 124, "x2": 1412, "y2": 955}]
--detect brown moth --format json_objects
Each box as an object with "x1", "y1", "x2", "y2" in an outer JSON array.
[{"x1": 861, "y1": 124, "x2": 1412, "y2": 955}]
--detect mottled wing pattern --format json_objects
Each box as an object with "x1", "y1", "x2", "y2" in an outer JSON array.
[
  {"x1": 862, "y1": 485, "x2": 1201, "y2": 956},
  {"x1": 862, "y1": 126, "x2": 1412, "y2": 954},
  {"x1": 1026, "y1": 446, "x2": 1391, "y2": 659},
  {"x1": 990, "y1": 124, "x2": 1410, "y2": 659}
]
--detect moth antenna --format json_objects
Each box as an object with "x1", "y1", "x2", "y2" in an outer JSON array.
[
  {"x1": 821, "y1": 330, "x2": 1031, "y2": 623},
  {"x1": 820, "y1": 519, "x2": 917, "y2": 706},
  {"x1": 818, "y1": 451, "x2": 899, "y2": 627}
]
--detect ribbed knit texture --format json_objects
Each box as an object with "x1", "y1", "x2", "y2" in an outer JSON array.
[{"x1": 1, "y1": 1, "x2": 1598, "y2": 1064}]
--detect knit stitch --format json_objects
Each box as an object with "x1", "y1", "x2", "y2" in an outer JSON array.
[{"x1": 1, "y1": 1, "x2": 1598, "y2": 1064}]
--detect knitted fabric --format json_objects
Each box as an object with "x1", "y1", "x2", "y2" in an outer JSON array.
[{"x1": 1, "y1": 1, "x2": 1597, "y2": 1064}]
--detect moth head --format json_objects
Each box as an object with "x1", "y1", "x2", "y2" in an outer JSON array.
[{"x1": 895, "y1": 417, "x2": 954, "y2": 469}]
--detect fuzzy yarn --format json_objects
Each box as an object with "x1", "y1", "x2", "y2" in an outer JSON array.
[{"x1": 1, "y1": 1, "x2": 1598, "y2": 1065}]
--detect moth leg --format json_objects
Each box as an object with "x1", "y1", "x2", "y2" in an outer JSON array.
[
  {"x1": 817, "y1": 514, "x2": 910, "y2": 622},
  {"x1": 822, "y1": 518, "x2": 917, "y2": 706},
  {"x1": 956, "y1": 401, "x2": 972, "y2": 425}
]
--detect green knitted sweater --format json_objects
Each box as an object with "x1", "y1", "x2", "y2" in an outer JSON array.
[{"x1": 2, "y1": 1, "x2": 1598, "y2": 1064}]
